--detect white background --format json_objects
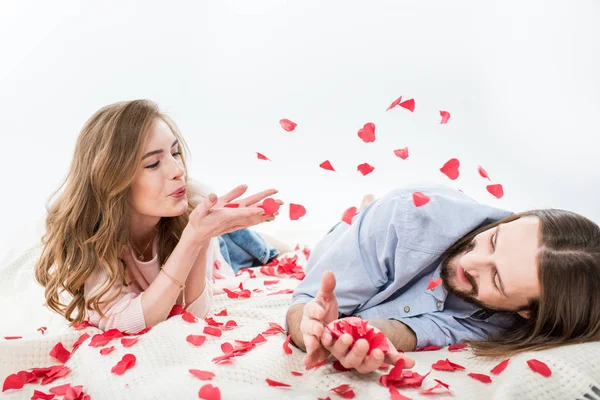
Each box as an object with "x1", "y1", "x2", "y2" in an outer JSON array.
[{"x1": 1, "y1": 0, "x2": 598, "y2": 262}]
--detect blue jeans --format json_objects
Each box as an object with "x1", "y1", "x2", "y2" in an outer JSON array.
[{"x1": 218, "y1": 229, "x2": 279, "y2": 272}]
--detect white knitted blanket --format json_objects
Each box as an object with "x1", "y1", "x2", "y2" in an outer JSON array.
[{"x1": 1, "y1": 246, "x2": 599, "y2": 400}]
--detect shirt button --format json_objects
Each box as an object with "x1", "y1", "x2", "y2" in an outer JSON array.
[
  {"x1": 403, "y1": 306, "x2": 410, "y2": 313},
  {"x1": 436, "y1": 301, "x2": 443, "y2": 308}
]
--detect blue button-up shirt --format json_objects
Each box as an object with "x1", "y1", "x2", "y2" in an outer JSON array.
[{"x1": 290, "y1": 184, "x2": 518, "y2": 348}]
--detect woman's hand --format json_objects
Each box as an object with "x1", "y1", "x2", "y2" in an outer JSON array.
[
  {"x1": 214, "y1": 184, "x2": 282, "y2": 212},
  {"x1": 186, "y1": 186, "x2": 280, "y2": 244}
]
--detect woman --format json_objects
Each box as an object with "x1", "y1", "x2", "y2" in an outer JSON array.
[{"x1": 35, "y1": 99, "x2": 283, "y2": 333}]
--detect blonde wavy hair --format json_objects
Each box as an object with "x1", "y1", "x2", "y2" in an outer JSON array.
[{"x1": 35, "y1": 100, "x2": 205, "y2": 325}]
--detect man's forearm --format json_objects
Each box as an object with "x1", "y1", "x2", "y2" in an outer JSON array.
[
  {"x1": 286, "y1": 303, "x2": 307, "y2": 351},
  {"x1": 368, "y1": 318, "x2": 417, "y2": 352}
]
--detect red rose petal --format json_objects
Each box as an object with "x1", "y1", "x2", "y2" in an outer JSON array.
[
  {"x1": 467, "y1": 373, "x2": 492, "y2": 383},
  {"x1": 332, "y1": 360, "x2": 351, "y2": 372},
  {"x1": 291, "y1": 371, "x2": 303, "y2": 376},
  {"x1": 49, "y1": 384, "x2": 71, "y2": 395},
  {"x1": 37, "y1": 327, "x2": 47, "y2": 335},
  {"x1": 64, "y1": 385, "x2": 85, "y2": 400},
  {"x1": 203, "y1": 326, "x2": 222, "y2": 337},
  {"x1": 71, "y1": 333, "x2": 90, "y2": 354},
  {"x1": 100, "y1": 346, "x2": 115, "y2": 355},
  {"x1": 440, "y1": 158, "x2": 460, "y2": 180},
  {"x1": 412, "y1": 192, "x2": 430, "y2": 207},
  {"x1": 252, "y1": 334, "x2": 268, "y2": 344},
  {"x1": 205, "y1": 317, "x2": 223, "y2": 327},
  {"x1": 17, "y1": 371, "x2": 36, "y2": 384},
  {"x1": 393, "y1": 147, "x2": 409, "y2": 160},
  {"x1": 389, "y1": 386, "x2": 412, "y2": 400},
  {"x1": 4, "y1": 336, "x2": 22, "y2": 340},
  {"x1": 421, "y1": 381, "x2": 452, "y2": 395},
  {"x1": 487, "y1": 184, "x2": 504, "y2": 199},
  {"x1": 386, "y1": 96, "x2": 403, "y2": 111},
  {"x1": 283, "y1": 334, "x2": 292, "y2": 355},
  {"x1": 215, "y1": 309, "x2": 228, "y2": 317},
  {"x1": 121, "y1": 337, "x2": 140, "y2": 348},
  {"x1": 306, "y1": 359, "x2": 328, "y2": 370},
  {"x1": 416, "y1": 345, "x2": 443, "y2": 352},
  {"x1": 256, "y1": 152, "x2": 270, "y2": 161},
  {"x1": 264, "y1": 280, "x2": 279, "y2": 286},
  {"x1": 182, "y1": 311, "x2": 197, "y2": 323},
  {"x1": 279, "y1": 118, "x2": 297, "y2": 132},
  {"x1": 478, "y1": 165, "x2": 491, "y2": 180},
  {"x1": 426, "y1": 278, "x2": 442, "y2": 291},
  {"x1": 265, "y1": 378, "x2": 291, "y2": 388},
  {"x1": 198, "y1": 383, "x2": 221, "y2": 400},
  {"x1": 111, "y1": 354, "x2": 136, "y2": 375},
  {"x1": 330, "y1": 384, "x2": 355, "y2": 399},
  {"x1": 289, "y1": 203, "x2": 306, "y2": 221},
  {"x1": 432, "y1": 358, "x2": 465, "y2": 371},
  {"x1": 448, "y1": 343, "x2": 467, "y2": 352},
  {"x1": 40, "y1": 366, "x2": 71, "y2": 385},
  {"x1": 168, "y1": 304, "x2": 186, "y2": 318},
  {"x1": 490, "y1": 358, "x2": 510, "y2": 375},
  {"x1": 2, "y1": 374, "x2": 24, "y2": 392},
  {"x1": 260, "y1": 198, "x2": 281, "y2": 216},
  {"x1": 31, "y1": 390, "x2": 55, "y2": 400},
  {"x1": 357, "y1": 122, "x2": 376, "y2": 143},
  {"x1": 341, "y1": 206, "x2": 357, "y2": 225},
  {"x1": 49, "y1": 342, "x2": 71, "y2": 364},
  {"x1": 357, "y1": 163, "x2": 374, "y2": 176},
  {"x1": 221, "y1": 342, "x2": 234, "y2": 354},
  {"x1": 224, "y1": 203, "x2": 239, "y2": 208},
  {"x1": 319, "y1": 160, "x2": 336, "y2": 171},
  {"x1": 72, "y1": 320, "x2": 93, "y2": 330},
  {"x1": 268, "y1": 322, "x2": 285, "y2": 333},
  {"x1": 267, "y1": 288, "x2": 295, "y2": 296},
  {"x1": 527, "y1": 359, "x2": 552, "y2": 377},
  {"x1": 399, "y1": 98, "x2": 415, "y2": 112},
  {"x1": 186, "y1": 335, "x2": 206, "y2": 347},
  {"x1": 225, "y1": 320, "x2": 238, "y2": 329},
  {"x1": 439, "y1": 110, "x2": 451, "y2": 124},
  {"x1": 190, "y1": 369, "x2": 215, "y2": 381}
]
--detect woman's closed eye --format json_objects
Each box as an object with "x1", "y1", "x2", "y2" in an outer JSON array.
[{"x1": 145, "y1": 152, "x2": 182, "y2": 169}]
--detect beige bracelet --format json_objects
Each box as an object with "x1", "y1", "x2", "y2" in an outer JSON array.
[{"x1": 160, "y1": 267, "x2": 187, "y2": 308}]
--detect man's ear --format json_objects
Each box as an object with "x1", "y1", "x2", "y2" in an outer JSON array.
[{"x1": 518, "y1": 310, "x2": 531, "y2": 319}]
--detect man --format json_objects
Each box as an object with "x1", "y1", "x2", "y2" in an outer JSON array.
[{"x1": 286, "y1": 183, "x2": 542, "y2": 373}]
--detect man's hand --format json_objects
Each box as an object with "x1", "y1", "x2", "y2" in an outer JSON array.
[
  {"x1": 321, "y1": 321, "x2": 415, "y2": 374},
  {"x1": 300, "y1": 270, "x2": 339, "y2": 367}
]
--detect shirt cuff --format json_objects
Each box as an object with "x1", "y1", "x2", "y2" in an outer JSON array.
[
  {"x1": 185, "y1": 280, "x2": 213, "y2": 319},
  {"x1": 395, "y1": 317, "x2": 445, "y2": 349},
  {"x1": 95, "y1": 293, "x2": 147, "y2": 334}
]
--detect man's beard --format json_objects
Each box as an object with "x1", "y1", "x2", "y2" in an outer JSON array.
[{"x1": 440, "y1": 239, "x2": 490, "y2": 310}]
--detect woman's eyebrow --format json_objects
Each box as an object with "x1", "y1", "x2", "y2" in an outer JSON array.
[{"x1": 142, "y1": 139, "x2": 178, "y2": 160}]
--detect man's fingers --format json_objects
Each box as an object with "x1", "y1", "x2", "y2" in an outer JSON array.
[
  {"x1": 355, "y1": 348, "x2": 385, "y2": 374},
  {"x1": 385, "y1": 351, "x2": 416, "y2": 369},
  {"x1": 304, "y1": 334, "x2": 322, "y2": 354},
  {"x1": 316, "y1": 270, "x2": 337, "y2": 301},
  {"x1": 339, "y1": 338, "x2": 369, "y2": 369},
  {"x1": 324, "y1": 333, "x2": 352, "y2": 360},
  {"x1": 300, "y1": 318, "x2": 325, "y2": 338},
  {"x1": 304, "y1": 301, "x2": 325, "y2": 321},
  {"x1": 304, "y1": 346, "x2": 329, "y2": 368}
]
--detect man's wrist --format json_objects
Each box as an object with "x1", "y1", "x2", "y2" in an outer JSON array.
[{"x1": 368, "y1": 318, "x2": 417, "y2": 352}]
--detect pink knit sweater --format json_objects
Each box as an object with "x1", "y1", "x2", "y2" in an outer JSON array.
[{"x1": 84, "y1": 236, "x2": 221, "y2": 333}]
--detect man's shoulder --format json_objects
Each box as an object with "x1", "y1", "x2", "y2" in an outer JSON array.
[{"x1": 377, "y1": 183, "x2": 512, "y2": 253}]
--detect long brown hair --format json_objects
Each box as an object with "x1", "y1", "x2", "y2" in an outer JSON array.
[
  {"x1": 35, "y1": 100, "x2": 205, "y2": 325},
  {"x1": 445, "y1": 209, "x2": 600, "y2": 357}
]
